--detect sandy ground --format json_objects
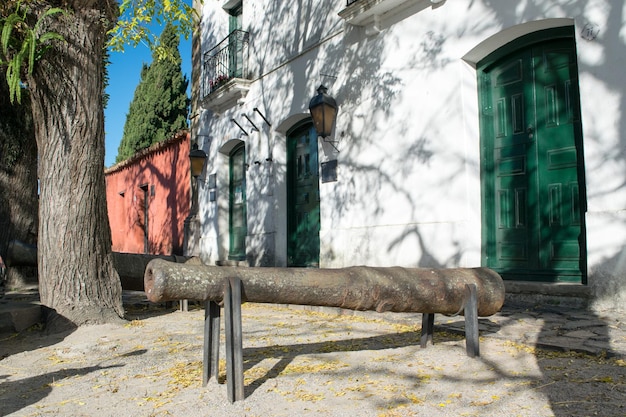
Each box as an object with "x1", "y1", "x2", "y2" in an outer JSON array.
[{"x1": 1, "y1": 302, "x2": 625, "y2": 417}]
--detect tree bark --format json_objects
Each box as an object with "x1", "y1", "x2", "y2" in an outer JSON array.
[
  {"x1": 0, "y1": 72, "x2": 38, "y2": 289},
  {"x1": 26, "y1": 2, "x2": 124, "y2": 324},
  {"x1": 145, "y1": 260, "x2": 505, "y2": 317}
]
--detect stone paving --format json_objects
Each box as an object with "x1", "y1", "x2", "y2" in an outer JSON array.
[
  {"x1": 2, "y1": 288, "x2": 625, "y2": 359},
  {"x1": 198, "y1": 293, "x2": 626, "y2": 359},
  {"x1": 430, "y1": 299, "x2": 626, "y2": 358},
  {"x1": 267, "y1": 294, "x2": 626, "y2": 359}
]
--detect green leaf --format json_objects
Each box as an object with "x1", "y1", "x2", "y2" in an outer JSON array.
[
  {"x1": 2, "y1": 13, "x2": 22, "y2": 56},
  {"x1": 108, "y1": 0, "x2": 201, "y2": 52},
  {"x1": 1, "y1": 3, "x2": 66, "y2": 103},
  {"x1": 38, "y1": 32, "x2": 64, "y2": 44},
  {"x1": 7, "y1": 60, "x2": 21, "y2": 103},
  {"x1": 28, "y1": 31, "x2": 36, "y2": 74}
]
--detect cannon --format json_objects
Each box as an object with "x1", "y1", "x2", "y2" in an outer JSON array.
[
  {"x1": 144, "y1": 259, "x2": 505, "y2": 402},
  {"x1": 5, "y1": 240, "x2": 37, "y2": 268},
  {"x1": 144, "y1": 260, "x2": 504, "y2": 316},
  {"x1": 5, "y1": 240, "x2": 190, "y2": 291}
]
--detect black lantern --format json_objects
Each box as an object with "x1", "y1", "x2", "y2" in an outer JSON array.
[
  {"x1": 308, "y1": 84, "x2": 337, "y2": 138},
  {"x1": 189, "y1": 143, "x2": 207, "y2": 177}
]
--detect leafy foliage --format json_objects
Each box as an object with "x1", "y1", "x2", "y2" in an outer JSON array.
[
  {"x1": 0, "y1": 1, "x2": 64, "y2": 103},
  {"x1": 108, "y1": 0, "x2": 198, "y2": 60},
  {"x1": 115, "y1": 23, "x2": 189, "y2": 163}
]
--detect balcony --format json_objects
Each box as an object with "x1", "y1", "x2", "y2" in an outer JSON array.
[
  {"x1": 201, "y1": 30, "x2": 252, "y2": 113},
  {"x1": 339, "y1": 0, "x2": 436, "y2": 31}
]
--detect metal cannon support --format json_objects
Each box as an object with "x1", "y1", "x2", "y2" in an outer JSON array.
[{"x1": 144, "y1": 259, "x2": 505, "y2": 403}]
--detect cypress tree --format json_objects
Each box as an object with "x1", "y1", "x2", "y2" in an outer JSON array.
[{"x1": 115, "y1": 23, "x2": 189, "y2": 163}]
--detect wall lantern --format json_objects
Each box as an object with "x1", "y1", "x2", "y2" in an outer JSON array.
[
  {"x1": 189, "y1": 143, "x2": 207, "y2": 177},
  {"x1": 308, "y1": 84, "x2": 337, "y2": 139}
]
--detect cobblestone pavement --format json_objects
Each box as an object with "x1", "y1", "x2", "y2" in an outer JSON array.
[
  {"x1": 430, "y1": 299, "x2": 626, "y2": 358},
  {"x1": 275, "y1": 297, "x2": 626, "y2": 360}
]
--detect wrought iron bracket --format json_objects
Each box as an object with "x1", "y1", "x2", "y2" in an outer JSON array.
[
  {"x1": 253, "y1": 107, "x2": 272, "y2": 126},
  {"x1": 242, "y1": 114, "x2": 259, "y2": 132},
  {"x1": 322, "y1": 137, "x2": 340, "y2": 153},
  {"x1": 231, "y1": 119, "x2": 249, "y2": 136}
]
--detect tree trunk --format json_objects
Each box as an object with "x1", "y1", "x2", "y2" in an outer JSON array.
[
  {"x1": 145, "y1": 260, "x2": 505, "y2": 317},
  {"x1": 26, "y1": 2, "x2": 124, "y2": 324},
  {"x1": 0, "y1": 72, "x2": 38, "y2": 289}
]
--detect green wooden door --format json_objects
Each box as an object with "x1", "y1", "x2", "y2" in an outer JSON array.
[
  {"x1": 478, "y1": 30, "x2": 586, "y2": 282},
  {"x1": 228, "y1": 3, "x2": 243, "y2": 78},
  {"x1": 287, "y1": 123, "x2": 320, "y2": 267},
  {"x1": 229, "y1": 144, "x2": 247, "y2": 260}
]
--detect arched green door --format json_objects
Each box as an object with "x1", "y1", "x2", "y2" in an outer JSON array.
[
  {"x1": 287, "y1": 122, "x2": 320, "y2": 267},
  {"x1": 229, "y1": 144, "x2": 247, "y2": 260},
  {"x1": 478, "y1": 27, "x2": 587, "y2": 283}
]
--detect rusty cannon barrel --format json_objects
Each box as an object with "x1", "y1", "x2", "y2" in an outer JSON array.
[
  {"x1": 5, "y1": 240, "x2": 191, "y2": 291},
  {"x1": 5, "y1": 240, "x2": 37, "y2": 267},
  {"x1": 112, "y1": 253, "x2": 192, "y2": 291},
  {"x1": 144, "y1": 260, "x2": 505, "y2": 317}
]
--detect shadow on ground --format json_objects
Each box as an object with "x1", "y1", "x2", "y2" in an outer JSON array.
[
  {"x1": 0, "y1": 364, "x2": 123, "y2": 416},
  {"x1": 0, "y1": 290, "x2": 177, "y2": 359},
  {"x1": 438, "y1": 299, "x2": 624, "y2": 417},
  {"x1": 236, "y1": 328, "x2": 464, "y2": 397}
]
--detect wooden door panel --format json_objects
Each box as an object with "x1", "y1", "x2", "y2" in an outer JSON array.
[
  {"x1": 479, "y1": 30, "x2": 586, "y2": 282},
  {"x1": 534, "y1": 42, "x2": 584, "y2": 278},
  {"x1": 287, "y1": 124, "x2": 320, "y2": 267},
  {"x1": 229, "y1": 146, "x2": 247, "y2": 260}
]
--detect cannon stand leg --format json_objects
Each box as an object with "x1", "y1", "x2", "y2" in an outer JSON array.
[
  {"x1": 420, "y1": 313, "x2": 434, "y2": 348},
  {"x1": 201, "y1": 278, "x2": 245, "y2": 402},
  {"x1": 203, "y1": 300, "x2": 221, "y2": 386},
  {"x1": 419, "y1": 284, "x2": 480, "y2": 358},
  {"x1": 224, "y1": 277, "x2": 244, "y2": 402},
  {"x1": 464, "y1": 283, "x2": 479, "y2": 358}
]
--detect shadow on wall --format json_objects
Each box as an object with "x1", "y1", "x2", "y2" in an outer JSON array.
[{"x1": 198, "y1": 2, "x2": 626, "y2": 416}]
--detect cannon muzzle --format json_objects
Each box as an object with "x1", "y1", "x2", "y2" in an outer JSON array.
[
  {"x1": 6, "y1": 240, "x2": 37, "y2": 267},
  {"x1": 5, "y1": 240, "x2": 191, "y2": 291}
]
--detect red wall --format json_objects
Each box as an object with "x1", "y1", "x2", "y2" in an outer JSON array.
[{"x1": 105, "y1": 131, "x2": 190, "y2": 255}]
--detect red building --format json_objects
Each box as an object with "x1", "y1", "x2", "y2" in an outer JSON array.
[{"x1": 105, "y1": 131, "x2": 190, "y2": 255}]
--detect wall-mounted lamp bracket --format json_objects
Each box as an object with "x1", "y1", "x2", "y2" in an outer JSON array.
[
  {"x1": 322, "y1": 138, "x2": 340, "y2": 153},
  {"x1": 253, "y1": 108, "x2": 272, "y2": 127},
  {"x1": 231, "y1": 119, "x2": 249, "y2": 136},
  {"x1": 242, "y1": 114, "x2": 259, "y2": 132}
]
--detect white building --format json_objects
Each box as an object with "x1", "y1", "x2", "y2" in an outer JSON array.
[{"x1": 190, "y1": 0, "x2": 626, "y2": 311}]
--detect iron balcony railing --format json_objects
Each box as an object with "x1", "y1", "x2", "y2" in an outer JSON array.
[{"x1": 202, "y1": 30, "x2": 250, "y2": 99}]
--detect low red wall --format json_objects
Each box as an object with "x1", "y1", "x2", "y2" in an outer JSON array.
[{"x1": 105, "y1": 131, "x2": 190, "y2": 255}]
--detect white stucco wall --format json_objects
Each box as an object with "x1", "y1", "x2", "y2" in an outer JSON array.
[{"x1": 195, "y1": 0, "x2": 626, "y2": 309}]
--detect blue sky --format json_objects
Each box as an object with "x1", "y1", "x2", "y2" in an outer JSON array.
[{"x1": 104, "y1": 30, "x2": 192, "y2": 168}]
